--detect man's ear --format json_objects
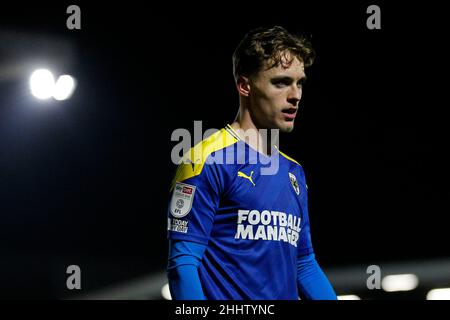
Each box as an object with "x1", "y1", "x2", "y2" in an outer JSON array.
[{"x1": 236, "y1": 75, "x2": 251, "y2": 97}]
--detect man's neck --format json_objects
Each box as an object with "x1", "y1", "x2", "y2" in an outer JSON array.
[{"x1": 230, "y1": 108, "x2": 279, "y2": 156}]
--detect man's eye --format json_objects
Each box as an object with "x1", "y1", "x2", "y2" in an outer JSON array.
[{"x1": 274, "y1": 81, "x2": 288, "y2": 87}]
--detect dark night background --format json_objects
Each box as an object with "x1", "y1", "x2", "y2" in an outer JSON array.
[{"x1": 0, "y1": 2, "x2": 448, "y2": 299}]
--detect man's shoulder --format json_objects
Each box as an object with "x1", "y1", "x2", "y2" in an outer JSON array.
[
  {"x1": 275, "y1": 146, "x2": 303, "y2": 167},
  {"x1": 170, "y1": 128, "x2": 238, "y2": 190}
]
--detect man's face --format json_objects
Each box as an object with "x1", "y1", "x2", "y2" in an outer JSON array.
[{"x1": 247, "y1": 55, "x2": 306, "y2": 132}]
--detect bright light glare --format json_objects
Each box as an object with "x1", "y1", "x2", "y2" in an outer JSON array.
[
  {"x1": 161, "y1": 283, "x2": 172, "y2": 300},
  {"x1": 381, "y1": 274, "x2": 419, "y2": 292},
  {"x1": 426, "y1": 288, "x2": 450, "y2": 300},
  {"x1": 53, "y1": 75, "x2": 76, "y2": 101},
  {"x1": 30, "y1": 69, "x2": 55, "y2": 99},
  {"x1": 337, "y1": 295, "x2": 361, "y2": 300}
]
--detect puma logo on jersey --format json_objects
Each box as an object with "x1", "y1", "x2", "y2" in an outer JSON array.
[{"x1": 237, "y1": 170, "x2": 255, "y2": 186}]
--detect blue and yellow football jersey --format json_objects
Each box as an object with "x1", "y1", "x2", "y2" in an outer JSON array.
[{"x1": 167, "y1": 124, "x2": 314, "y2": 299}]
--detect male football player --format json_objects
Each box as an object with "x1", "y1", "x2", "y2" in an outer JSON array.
[{"x1": 167, "y1": 26, "x2": 337, "y2": 300}]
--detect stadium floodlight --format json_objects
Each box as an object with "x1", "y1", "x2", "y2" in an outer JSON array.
[
  {"x1": 161, "y1": 283, "x2": 172, "y2": 300},
  {"x1": 29, "y1": 69, "x2": 56, "y2": 99},
  {"x1": 53, "y1": 75, "x2": 76, "y2": 101},
  {"x1": 337, "y1": 295, "x2": 361, "y2": 300},
  {"x1": 426, "y1": 288, "x2": 450, "y2": 300},
  {"x1": 29, "y1": 69, "x2": 76, "y2": 101},
  {"x1": 381, "y1": 273, "x2": 419, "y2": 292}
]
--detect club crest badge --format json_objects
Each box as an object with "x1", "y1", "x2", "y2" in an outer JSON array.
[{"x1": 288, "y1": 172, "x2": 300, "y2": 195}]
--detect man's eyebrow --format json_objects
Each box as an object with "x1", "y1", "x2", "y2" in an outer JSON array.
[{"x1": 271, "y1": 75, "x2": 308, "y2": 82}]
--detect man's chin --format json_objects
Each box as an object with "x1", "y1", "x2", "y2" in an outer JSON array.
[{"x1": 279, "y1": 121, "x2": 295, "y2": 133}]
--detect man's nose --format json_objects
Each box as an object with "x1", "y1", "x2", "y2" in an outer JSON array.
[{"x1": 287, "y1": 86, "x2": 301, "y2": 105}]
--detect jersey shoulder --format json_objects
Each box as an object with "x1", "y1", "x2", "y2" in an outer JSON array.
[
  {"x1": 170, "y1": 128, "x2": 238, "y2": 190},
  {"x1": 276, "y1": 146, "x2": 308, "y2": 187},
  {"x1": 275, "y1": 145, "x2": 303, "y2": 167}
]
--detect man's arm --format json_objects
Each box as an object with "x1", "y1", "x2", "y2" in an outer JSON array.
[
  {"x1": 297, "y1": 253, "x2": 337, "y2": 300},
  {"x1": 167, "y1": 239, "x2": 207, "y2": 300}
]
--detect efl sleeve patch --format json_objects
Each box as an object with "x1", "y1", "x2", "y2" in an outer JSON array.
[{"x1": 170, "y1": 182, "x2": 196, "y2": 218}]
